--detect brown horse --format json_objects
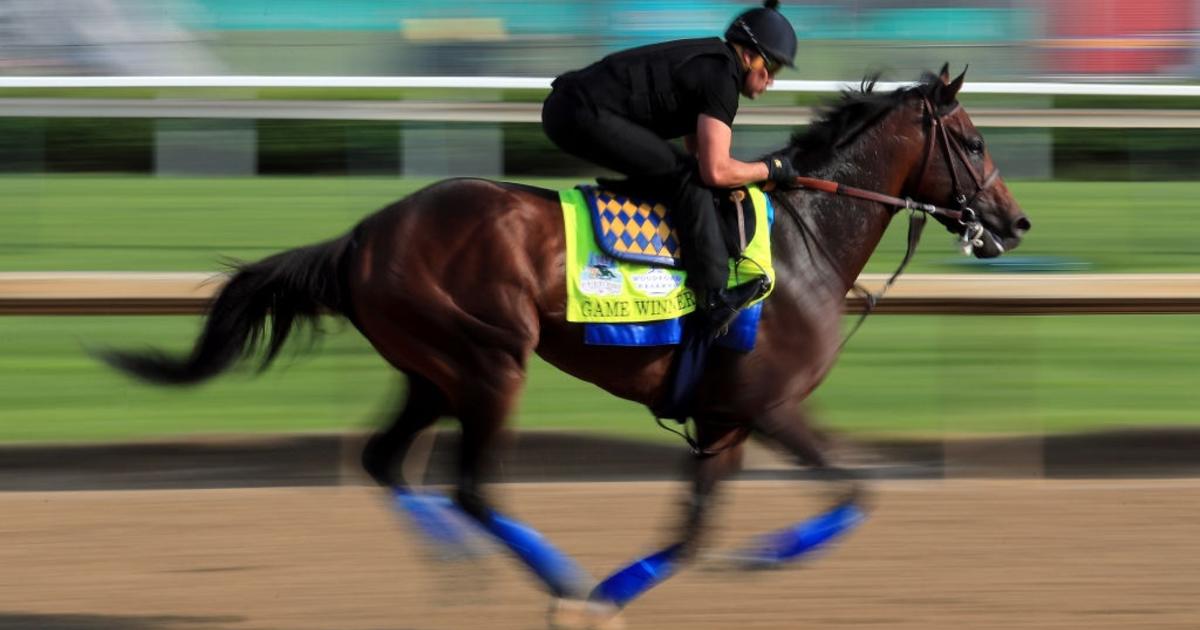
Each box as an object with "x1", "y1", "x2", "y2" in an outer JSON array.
[{"x1": 102, "y1": 65, "x2": 1029, "y2": 623}]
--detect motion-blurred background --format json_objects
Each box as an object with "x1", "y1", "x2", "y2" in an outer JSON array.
[
  {"x1": 1, "y1": 0, "x2": 1197, "y2": 450},
  {"x1": 0, "y1": 0, "x2": 1196, "y2": 79}
]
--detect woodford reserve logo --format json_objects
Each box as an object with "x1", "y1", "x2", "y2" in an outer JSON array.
[{"x1": 630, "y1": 268, "x2": 683, "y2": 297}]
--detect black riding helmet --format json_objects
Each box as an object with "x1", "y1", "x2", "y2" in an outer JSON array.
[{"x1": 724, "y1": 0, "x2": 798, "y2": 68}]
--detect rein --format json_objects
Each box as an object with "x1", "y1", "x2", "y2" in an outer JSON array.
[{"x1": 791, "y1": 176, "x2": 968, "y2": 223}]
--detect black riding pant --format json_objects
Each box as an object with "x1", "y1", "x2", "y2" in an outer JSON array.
[{"x1": 541, "y1": 88, "x2": 730, "y2": 295}]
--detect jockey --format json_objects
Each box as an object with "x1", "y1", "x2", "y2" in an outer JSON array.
[{"x1": 542, "y1": 0, "x2": 799, "y2": 336}]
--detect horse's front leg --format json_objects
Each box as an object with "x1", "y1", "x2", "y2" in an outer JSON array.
[
  {"x1": 573, "y1": 425, "x2": 746, "y2": 621},
  {"x1": 678, "y1": 425, "x2": 750, "y2": 559},
  {"x1": 729, "y1": 404, "x2": 869, "y2": 567}
]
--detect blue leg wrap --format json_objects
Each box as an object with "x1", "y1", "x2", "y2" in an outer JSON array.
[
  {"x1": 393, "y1": 489, "x2": 479, "y2": 552},
  {"x1": 738, "y1": 502, "x2": 865, "y2": 566},
  {"x1": 481, "y1": 511, "x2": 591, "y2": 598},
  {"x1": 590, "y1": 544, "x2": 685, "y2": 608}
]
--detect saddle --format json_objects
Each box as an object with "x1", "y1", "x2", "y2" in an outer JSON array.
[{"x1": 581, "y1": 178, "x2": 758, "y2": 268}]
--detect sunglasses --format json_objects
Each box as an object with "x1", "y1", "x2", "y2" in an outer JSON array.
[{"x1": 754, "y1": 48, "x2": 783, "y2": 75}]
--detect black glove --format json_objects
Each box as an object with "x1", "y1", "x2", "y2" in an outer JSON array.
[{"x1": 763, "y1": 155, "x2": 798, "y2": 186}]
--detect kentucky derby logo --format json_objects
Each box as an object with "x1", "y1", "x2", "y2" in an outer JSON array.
[
  {"x1": 630, "y1": 268, "x2": 683, "y2": 297},
  {"x1": 580, "y1": 254, "x2": 623, "y2": 296}
]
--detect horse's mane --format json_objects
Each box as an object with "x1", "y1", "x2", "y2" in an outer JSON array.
[{"x1": 781, "y1": 71, "x2": 944, "y2": 173}]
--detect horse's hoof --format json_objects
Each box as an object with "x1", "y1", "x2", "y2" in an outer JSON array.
[
  {"x1": 547, "y1": 599, "x2": 625, "y2": 630},
  {"x1": 547, "y1": 599, "x2": 593, "y2": 630},
  {"x1": 587, "y1": 601, "x2": 626, "y2": 630}
]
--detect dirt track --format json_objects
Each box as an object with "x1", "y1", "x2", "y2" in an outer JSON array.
[{"x1": 2, "y1": 480, "x2": 1198, "y2": 630}]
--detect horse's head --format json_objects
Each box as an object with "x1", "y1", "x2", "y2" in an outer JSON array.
[{"x1": 903, "y1": 64, "x2": 1031, "y2": 258}]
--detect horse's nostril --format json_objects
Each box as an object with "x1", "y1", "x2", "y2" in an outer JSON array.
[{"x1": 1012, "y1": 215, "x2": 1032, "y2": 235}]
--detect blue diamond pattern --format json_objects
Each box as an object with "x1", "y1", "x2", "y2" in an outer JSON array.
[{"x1": 581, "y1": 184, "x2": 702, "y2": 268}]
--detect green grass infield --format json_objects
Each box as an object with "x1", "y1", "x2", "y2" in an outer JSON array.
[{"x1": 0, "y1": 313, "x2": 1196, "y2": 443}]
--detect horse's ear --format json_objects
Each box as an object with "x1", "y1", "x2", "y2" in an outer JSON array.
[
  {"x1": 931, "y1": 65, "x2": 966, "y2": 105},
  {"x1": 938, "y1": 63, "x2": 950, "y2": 84},
  {"x1": 945, "y1": 66, "x2": 967, "y2": 101}
]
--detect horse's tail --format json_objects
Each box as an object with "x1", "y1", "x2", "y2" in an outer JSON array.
[{"x1": 101, "y1": 235, "x2": 353, "y2": 386}]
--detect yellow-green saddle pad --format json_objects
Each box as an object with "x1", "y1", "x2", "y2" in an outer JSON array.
[{"x1": 560, "y1": 185, "x2": 775, "y2": 325}]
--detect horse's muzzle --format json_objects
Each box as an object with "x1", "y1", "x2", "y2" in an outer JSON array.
[
  {"x1": 968, "y1": 211, "x2": 1029, "y2": 259},
  {"x1": 970, "y1": 228, "x2": 1007, "y2": 258},
  {"x1": 973, "y1": 224, "x2": 1030, "y2": 259}
]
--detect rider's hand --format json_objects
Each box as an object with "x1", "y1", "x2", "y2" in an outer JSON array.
[{"x1": 763, "y1": 155, "x2": 798, "y2": 186}]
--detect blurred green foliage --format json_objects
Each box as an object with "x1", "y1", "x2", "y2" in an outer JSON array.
[
  {"x1": 0, "y1": 314, "x2": 1195, "y2": 443},
  {"x1": 2, "y1": 176, "x2": 1199, "y2": 272},
  {"x1": 1052, "y1": 129, "x2": 1200, "y2": 181}
]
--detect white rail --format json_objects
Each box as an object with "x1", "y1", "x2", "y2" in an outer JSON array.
[
  {"x1": 2, "y1": 76, "x2": 1200, "y2": 97},
  {"x1": 2, "y1": 98, "x2": 1196, "y2": 127}
]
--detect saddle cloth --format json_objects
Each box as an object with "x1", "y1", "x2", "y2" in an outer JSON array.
[
  {"x1": 559, "y1": 184, "x2": 776, "y2": 351},
  {"x1": 580, "y1": 184, "x2": 759, "y2": 267}
]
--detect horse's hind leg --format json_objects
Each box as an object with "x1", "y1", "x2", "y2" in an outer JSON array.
[
  {"x1": 449, "y1": 352, "x2": 523, "y2": 520},
  {"x1": 364, "y1": 373, "x2": 488, "y2": 555},
  {"x1": 362, "y1": 372, "x2": 445, "y2": 489},
  {"x1": 446, "y1": 348, "x2": 592, "y2": 601}
]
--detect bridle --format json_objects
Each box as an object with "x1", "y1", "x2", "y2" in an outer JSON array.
[
  {"x1": 910, "y1": 94, "x2": 1002, "y2": 252},
  {"x1": 788, "y1": 93, "x2": 1001, "y2": 255},
  {"x1": 771, "y1": 88, "x2": 1003, "y2": 346}
]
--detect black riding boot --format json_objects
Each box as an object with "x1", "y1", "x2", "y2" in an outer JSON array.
[
  {"x1": 695, "y1": 286, "x2": 742, "y2": 340},
  {"x1": 696, "y1": 271, "x2": 774, "y2": 338}
]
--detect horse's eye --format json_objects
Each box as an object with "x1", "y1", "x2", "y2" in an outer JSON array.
[{"x1": 968, "y1": 138, "x2": 985, "y2": 154}]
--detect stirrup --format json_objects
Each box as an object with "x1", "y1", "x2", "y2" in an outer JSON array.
[{"x1": 699, "y1": 277, "x2": 769, "y2": 338}]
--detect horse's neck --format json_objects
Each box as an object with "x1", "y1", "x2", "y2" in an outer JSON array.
[{"x1": 773, "y1": 150, "x2": 902, "y2": 302}]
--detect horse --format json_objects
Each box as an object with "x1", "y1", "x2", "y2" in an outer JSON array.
[{"x1": 101, "y1": 65, "x2": 1030, "y2": 627}]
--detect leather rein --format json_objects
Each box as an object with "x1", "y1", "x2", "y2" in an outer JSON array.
[{"x1": 773, "y1": 93, "x2": 1001, "y2": 347}]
